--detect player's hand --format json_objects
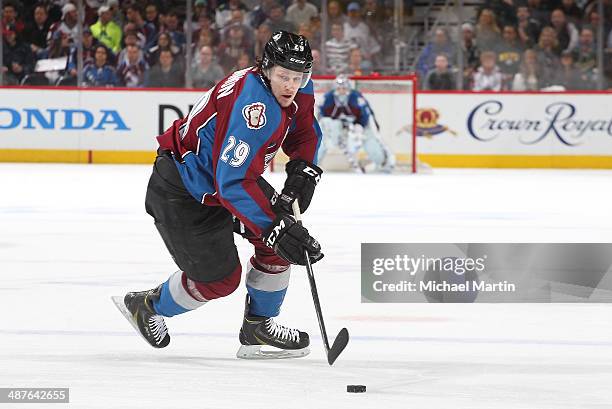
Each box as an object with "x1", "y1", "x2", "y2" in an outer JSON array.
[
  {"x1": 263, "y1": 214, "x2": 323, "y2": 265},
  {"x1": 274, "y1": 159, "x2": 322, "y2": 215}
]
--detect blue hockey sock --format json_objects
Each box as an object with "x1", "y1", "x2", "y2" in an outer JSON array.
[
  {"x1": 152, "y1": 271, "x2": 207, "y2": 317},
  {"x1": 245, "y1": 262, "x2": 291, "y2": 317}
]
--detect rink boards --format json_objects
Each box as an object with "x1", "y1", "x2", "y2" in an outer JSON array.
[{"x1": 0, "y1": 86, "x2": 611, "y2": 168}]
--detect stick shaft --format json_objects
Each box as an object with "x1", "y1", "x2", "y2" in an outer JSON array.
[{"x1": 292, "y1": 201, "x2": 331, "y2": 353}]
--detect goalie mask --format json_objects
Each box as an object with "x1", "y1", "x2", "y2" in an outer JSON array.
[
  {"x1": 261, "y1": 31, "x2": 313, "y2": 88},
  {"x1": 333, "y1": 74, "x2": 354, "y2": 105}
]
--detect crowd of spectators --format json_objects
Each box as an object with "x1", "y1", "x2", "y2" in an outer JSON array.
[
  {"x1": 1, "y1": 0, "x2": 611, "y2": 90},
  {"x1": 420, "y1": 0, "x2": 612, "y2": 90}
]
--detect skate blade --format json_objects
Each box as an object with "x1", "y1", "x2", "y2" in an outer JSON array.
[
  {"x1": 236, "y1": 345, "x2": 310, "y2": 360},
  {"x1": 111, "y1": 295, "x2": 158, "y2": 349}
]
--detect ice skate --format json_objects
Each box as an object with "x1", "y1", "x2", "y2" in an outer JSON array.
[
  {"x1": 111, "y1": 286, "x2": 170, "y2": 348},
  {"x1": 236, "y1": 296, "x2": 310, "y2": 359}
]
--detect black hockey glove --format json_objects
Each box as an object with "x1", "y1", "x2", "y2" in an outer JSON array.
[
  {"x1": 263, "y1": 214, "x2": 323, "y2": 265},
  {"x1": 274, "y1": 159, "x2": 323, "y2": 215}
]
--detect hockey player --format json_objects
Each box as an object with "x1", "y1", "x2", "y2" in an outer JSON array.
[
  {"x1": 318, "y1": 74, "x2": 394, "y2": 172},
  {"x1": 115, "y1": 31, "x2": 324, "y2": 359}
]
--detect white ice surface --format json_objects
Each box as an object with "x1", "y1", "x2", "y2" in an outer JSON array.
[{"x1": 1, "y1": 164, "x2": 612, "y2": 408}]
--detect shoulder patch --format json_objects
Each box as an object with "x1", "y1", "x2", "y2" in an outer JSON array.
[{"x1": 242, "y1": 102, "x2": 267, "y2": 130}]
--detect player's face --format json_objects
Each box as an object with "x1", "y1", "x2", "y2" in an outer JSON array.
[{"x1": 269, "y1": 66, "x2": 303, "y2": 108}]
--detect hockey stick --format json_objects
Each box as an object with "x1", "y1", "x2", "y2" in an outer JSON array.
[{"x1": 292, "y1": 200, "x2": 349, "y2": 365}]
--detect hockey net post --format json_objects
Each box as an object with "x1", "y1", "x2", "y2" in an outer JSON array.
[{"x1": 271, "y1": 74, "x2": 425, "y2": 173}]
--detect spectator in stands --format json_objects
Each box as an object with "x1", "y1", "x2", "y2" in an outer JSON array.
[
  {"x1": 496, "y1": 25, "x2": 524, "y2": 84},
  {"x1": 147, "y1": 32, "x2": 182, "y2": 68},
  {"x1": 24, "y1": 4, "x2": 51, "y2": 55},
  {"x1": 216, "y1": 0, "x2": 248, "y2": 30},
  {"x1": 534, "y1": 26, "x2": 560, "y2": 76},
  {"x1": 346, "y1": 48, "x2": 373, "y2": 76},
  {"x1": 363, "y1": 0, "x2": 389, "y2": 43},
  {"x1": 516, "y1": 4, "x2": 541, "y2": 48},
  {"x1": 486, "y1": 0, "x2": 517, "y2": 27},
  {"x1": 560, "y1": 0, "x2": 583, "y2": 26},
  {"x1": 217, "y1": 24, "x2": 252, "y2": 73},
  {"x1": 185, "y1": 0, "x2": 211, "y2": 34},
  {"x1": 554, "y1": 50, "x2": 586, "y2": 89},
  {"x1": 107, "y1": 0, "x2": 124, "y2": 30},
  {"x1": 222, "y1": 9, "x2": 254, "y2": 41},
  {"x1": 122, "y1": 25, "x2": 145, "y2": 51},
  {"x1": 2, "y1": 1, "x2": 24, "y2": 37},
  {"x1": 287, "y1": 0, "x2": 318, "y2": 28},
  {"x1": 307, "y1": 15, "x2": 322, "y2": 50},
  {"x1": 164, "y1": 10, "x2": 186, "y2": 51},
  {"x1": 83, "y1": 45, "x2": 118, "y2": 87},
  {"x1": 232, "y1": 51, "x2": 252, "y2": 71},
  {"x1": 550, "y1": 9, "x2": 579, "y2": 53},
  {"x1": 325, "y1": 22, "x2": 356, "y2": 74},
  {"x1": 254, "y1": 23, "x2": 272, "y2": 58},
  {"x1": 344, "y1": 2, "x2": 380, "y2": 65},
  {"x1": 526, "y1": 0, "x2": 549, "y2": 26},
  {"x1": 42, "y1": 1, "x2": 62, "y2": 26},
  {"x1": 583, "y1": 10, "x2": 604, "y2": 36},
  {"x1": 46, "y1": 29, "x2": 72, "y2": 59},
  {"x1": 424, "y1": 54, "x2": 456, "y2": 90},
  {"x1": 2, "y1": 24, "x2": 34, "y2": 85},
  {"x1": 116, "y1": 44, "x2": 149, "y2": 88},
  {"x1": 192, "y1": 45, "x2": 224, "y2": 88},
  {"x1": 512, "y1": 48, "x2": 545, "y2": 90},
  {"x1": 264, "y1": 3, "x2": 296, "y2": 33},
  {"x1": 475, "y1": 8, "x2": 502, "y2": 52},
  {"x1": 192, "y1": 27, "x2": 217, "y2": 64},
  {"x1": 147, "y1": 49, "x2": 185, "y2": 88},
  {"x1": 472, "y1": 51, "x2": 503, "y2": 91},
  {"x1": 311, "y1": 48, "x2": 326, "y2": 75},
  {"x1": 326, "y1": 1, "x2": 346, "y2": 31},
  {"x1": 573, "y1": 26, "x2": 597, "y2": 88},
  {"x1": 416, "y1": 28, "x2": 455, "y2": 78},
  {"x1": 297, "y1": 22, "x2": 315, "y2": 47},
  {"x1": 250, "y1": 0, "x2": 276, "y2": 29},
  {"x1": 193, "y1": 13, "x2": 220, "y2": 48},
  {"x1": 145, "y1": 3, "x2": 160, "y2": 31},
  {"x1": 91, "y1": 5, "x2": 122, "y2": 54},
  {"x1": 117, "y1": 31, "x2": 141, "y2": 62},
  {"x1": 193, "y1": 0, "x2": 214, "y2": 27},
  {"x1": 125, "y1": 4, "x2": 157, "y2": 51},
  {"x1": 82, "y1": 1, "x2": 102, "y2": 26},
  {"x1": 49, "y1": 3, "x2": 79, "y2": 44},
  {"x1": 460, "y1": 23, "x2": 480, "y2": 88},
  {"x1": 66, "y1": 26, "x2": 99, "y2": 78}
]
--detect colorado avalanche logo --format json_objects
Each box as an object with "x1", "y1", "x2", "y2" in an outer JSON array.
[{"x1": 242, "y1": 102, "x2": 267, "y2": 130}]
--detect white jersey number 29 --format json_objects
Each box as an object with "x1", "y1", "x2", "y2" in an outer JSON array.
[{"x1": 220, "y1": 136, "x2": 250, "y2": 167}]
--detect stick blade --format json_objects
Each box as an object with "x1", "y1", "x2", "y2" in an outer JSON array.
[{"x1": 327, "y1": 327, "x2": 349, "y2": 366}]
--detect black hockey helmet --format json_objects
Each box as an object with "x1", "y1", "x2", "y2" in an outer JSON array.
[{"x1": 261, "y1": 31, "x2": 313, "y2": 88}]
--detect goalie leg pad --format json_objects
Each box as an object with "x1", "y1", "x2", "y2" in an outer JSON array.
[
  {"x1": 362, "y1": 126, "x2": 395, "y2": 171},
  {"x1": 317, "y1": 117, "x2": 345, "y2": 163}
]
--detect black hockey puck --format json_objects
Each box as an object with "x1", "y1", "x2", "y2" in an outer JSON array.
[{"x1": 347, "y1": 385, "x2": 366, "y2": 393}]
